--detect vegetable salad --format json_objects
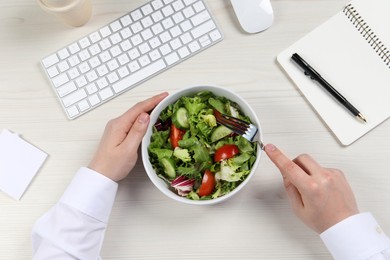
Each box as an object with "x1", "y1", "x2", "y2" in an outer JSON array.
[{"x1": 148, "y1": 91, "x2": 258, "y2": 200}]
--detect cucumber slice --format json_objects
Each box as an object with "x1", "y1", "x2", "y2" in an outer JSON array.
[
  {"x1": 160, "y1": 157, "x2": 176, "y2": 178},
  {"x1": 172, "y1": 107, "x2": 189, "y2": 129},
  {"x1": 210, "y1": 125, "x2": 232, "y2": 142}
]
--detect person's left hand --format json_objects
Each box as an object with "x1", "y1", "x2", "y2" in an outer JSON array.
[{"x1": 88, "y1": 92, "x2": 168, "y2": 182}]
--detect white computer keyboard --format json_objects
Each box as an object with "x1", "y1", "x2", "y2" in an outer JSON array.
[{"x1": 40, "y1": 0, "x2": 223, "y2": 119}]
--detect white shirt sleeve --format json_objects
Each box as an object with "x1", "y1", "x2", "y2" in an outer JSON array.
[
  {"x1": 320, "y1": 212, "x2": 390, "y2": 260},
  {"x1": 31, "y1": 167, "x2": 118, "y2": 260}
]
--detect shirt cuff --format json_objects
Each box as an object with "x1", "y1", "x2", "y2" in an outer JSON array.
[
  {"x1": 320, "y1": 212, "x2": 390, "y2": 260},
  {"x1": 60, "y1": 167, "x2": 118, "y2": 223}
]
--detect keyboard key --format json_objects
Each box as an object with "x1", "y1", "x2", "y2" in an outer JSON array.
[
  {"x1": 128, "y1": 48, "x2": 140, "y2": 60},
  {"x1": 100, "y1": 26, "x2": 112, "y2": 38},
  {"x1": 172, "y1": 12, "x2": 185, "y2": 23},
  {"x1": 42, "y1": 54, "x2": 59, "y2": 68},
  {"x1": 79, "y1": 37, "x2": 91, "y2": 48},
  {"x1": 139, "y1": 43, "x2": 151, "y2": 54},
  {"x1": 89, "y1": 56, "x2": 101, "y2": 68},
  {"x1": 109, "y1": 45, "x2": 122, "y2": 57},
  {"x1": 151, "y1": 23, "x2": 164, "y2": 34},
  {"x1": 118, "y1": 53, "x2": 130, "y2": 65},
  {"x1": 120, "y1": 15, "x2": 132, "y2": 27},
  {"x1": 110, "y1": 20, "x2": 122, "y2": 32},
  {"x1": 89, "y1": 44, "x2": 102, "y2": 56},
  {"x1": 86, "y1": 83, "x2": 98, "y2": 94},
  {"x1": 191, "y1": 10, "x2": 210, "y2": 26},
  {"x1": 75, "y1": 75, "x2": 88, "y2": 87},
  {"x1": 89, "y1": 32, "x2": 101, "y2": 43},
  {"x1": 68, "y1": 55, "x2": 80, "y2": 67},
  {"x1": 173, "y1": 0, "x2": 185, "y2": 11},
  {"x1": 78, "y1": 99, "x2": 90, "y2": 111},
  {"x1": 68, "y1": 68, "x2": 80, "y2": 79},
  {"x1": 110, "y1": 33, "x2": 122, "y2": 45},
  {"x1": 188, "y1": 40, "x2": 200, "y2": 52},
  {"x1": 139, "y1": 55, "x2": 151, "y2": 67},
  {"x1": 152, "y1": 10, "x2": 164, "y2": 22},
  {"x1": 58, "y1": 61, "x2": 70, "y2": 72},
  {"x1": 149, "y1": 49, "x2": 161, "y2": 61},
  {"x1": 88, "y1": 94, "x2": 100, "y2": 106},
  {"x1": 63, "y1": 89, "x2": 87, "y2": 107},
  {"x1": 120, "y1": 27, "x2": 132, "y2": 39},
  {"x1": 160, "y1": 44, "x2": 172, "y2": 55},
  {"x1": 162, "y1": 5, "x2": 174, "y2": 17},
  {"x1": 183, "y1": 6, "x2": 195, "y2": 18},
  {"x1": 199, "y1": 35, "x2": 209, "y2": 44},
  {"x1": 165, "y1": 52, "x2": 179, "y2": 65},
  {"x1": 131, "y1": 34, "x2": 143, "y2": 46},
  {"x1": 113, "y1": 59, "x2": 166, "y2": 93},
  {"x1": 160, "y1": 31, "x2": 172, "y2": 43},
  {"x1": 170, "y1": 38, "x2": 182, "y2": 50},
  {"x1": 78, "y1": 50, "x2": 91, "y2": 61},
  {"x1": 99, "y1": 51, "x2": 111, "y2": 63},
  {"x1": 107, "y1": 59, "x2": 119, "y2": 71},
  {"x1": 170, "y1": 26, "x2": 182, "y2": 37},
  {"x1": 67, "y1": 106, "x2": 79, "y2": 118},
  {"x1": 162, "y1": 17, "x2": 174, "y2": 29},
  {"x1": 180, "y1": 20, "x2": 192, "y2": 32},
  {"x1": 141, "y1": 28, "x2": 154, "y2": 40},
  {"x1": 131, "y1": 9, "x2": 143, "y2": 21},
  {"x1": 120, "y1": 39, "x2": 132, "y2": 51},
  {"x1": 141, "y1": 4, "x2": 153, "y2": 15},
  {"x1": 68, "y1": 43, "x2": 80, "y2": 54},
  {"x1": 149, "y1": 37, "x2": 162, "y2": 49},
  {"x1": 191, "y1": 20, "x2": 215, "y2": 38},
  {"x1": 86, "y1": 71, "x2": 98, "y2": 82},
  {"x1": 57, "y1": 82, "x2": 77, "y2": 97},
  {"x1": 118, "y1": 66, "x2": 130, "y2": 78},
  {"x1": 210, "y1": 29, "x2": 222, "y2": 41},
  {"x1": 151, "y1": 0, "x2": 164, "y2": 10},
  {"x1": 47, "y1": 66, "x2": 59, "y2": 78},
  {"x1": 96, "y1": 78, "x2": 109, "y2": 89},
  {"x1": 99, "y1": 87, "x2": 114, "y2": 100},
  {"x1": 193, "y1": 1, "x2": 205, "y2": 12},
  {"x1": 178, "y1": 46, "x2": 190, "y2": 58},
  {"x1": 107, "y1": 72, "x2": 119, "y2": 83},
  {"x1": 183, "y1": 0, "x2": 196, "y2": 6},
  {"x1": 52, "y1": 73, "x2": 69, "y2": 87},
  {"x1": 97, "y1": 64, "x2": 109, "y2": 76},
  {"x1": 128, "y1": 60, "x2": 140, "y2": 72},
  {"x1": 141, "y1": 16, "x2": 153, "y2": 28},
  {"x1": 58, "y1": 48, "x2": 70, "y2": 60},
  {"x1": 180, "y1": 32, "x2": 192, "y2": 44}
]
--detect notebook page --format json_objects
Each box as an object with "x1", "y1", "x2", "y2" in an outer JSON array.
[
  {"x1": 0, "y1": 129, "x2": 48, "y2": 200},
  {"x1": 277, "y1": 0, "x2": 390, "y2": 145}
]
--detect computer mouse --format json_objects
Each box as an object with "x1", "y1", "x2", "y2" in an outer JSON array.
[{"x1": 230, "y1": 0, "x2": 274, "y2": 33}]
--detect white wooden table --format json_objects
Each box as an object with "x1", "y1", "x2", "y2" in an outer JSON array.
[{"x1": 1, "y1": 0, "x2": 389, "y2": 259}]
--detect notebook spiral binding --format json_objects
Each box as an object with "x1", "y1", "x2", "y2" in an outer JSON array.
[{"x1": 343, "y1": 3, "x2": 390, "y2": 67}]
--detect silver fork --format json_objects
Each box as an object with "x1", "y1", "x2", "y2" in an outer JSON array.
[{"x1": 214, "y1": 110, "x2": 264, "y2": 150}]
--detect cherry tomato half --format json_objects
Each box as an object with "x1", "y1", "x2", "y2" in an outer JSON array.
[
  {"x1": 170, "y1": 123, "x2": 185, "y2": 148},
  {"x1": 214, "y1": 144, "x2": 239, "y2": 162},
  {"x1": 198, "y1": 170, "x2": 215, "y2": 197}
]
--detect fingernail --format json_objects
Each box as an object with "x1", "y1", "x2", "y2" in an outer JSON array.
[
  {"x1": 138, "y1": 113, "x2": 150, "y2": 124},
  {"x1": 265, "y1": 144, "x2": 276, "y2": 152}
]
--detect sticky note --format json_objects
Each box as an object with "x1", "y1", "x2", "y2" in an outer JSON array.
[{"x1": 0, "y1": 129, "x2": 48, "y2": 200}]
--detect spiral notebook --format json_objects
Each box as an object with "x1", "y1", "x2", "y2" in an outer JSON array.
[{"x1": 277, "y1": 0, "x2": 390, "y2": 145}]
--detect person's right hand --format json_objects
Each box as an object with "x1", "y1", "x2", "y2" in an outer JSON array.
[
  {"x1": 264, "y1": 143, "x2": 359, "y2": 233},
  {"x1": 88, "y1": 92, "x2": 168, "y2": 182}
]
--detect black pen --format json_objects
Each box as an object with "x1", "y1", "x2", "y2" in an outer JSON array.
[{"x1": 291, "y1": 53, "x2": 367, "y2": 123}]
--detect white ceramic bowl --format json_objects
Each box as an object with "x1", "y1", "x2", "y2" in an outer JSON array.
[{"x1": 141, "y1": 85, "x2": 262, "y2": 205}]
